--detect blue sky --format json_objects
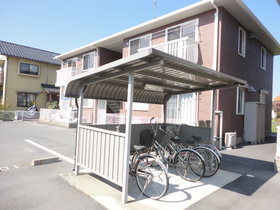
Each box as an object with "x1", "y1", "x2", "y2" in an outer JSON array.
[{"x1": 1, "y1": 0, "x2": 279, "y2": 98}]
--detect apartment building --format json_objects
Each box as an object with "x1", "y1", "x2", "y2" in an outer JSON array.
[
  {"x1": 55, "y1": 0, "x2": 280, "y2": 143},
  {"x1": 0, "y1": 41, "x2": 60, "y2": 110}
]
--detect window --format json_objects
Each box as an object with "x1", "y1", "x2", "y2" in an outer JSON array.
[
  {"x1": 238, "y1": 27, "x2": 246, "y2": 57},
  {"x1": 17, "y1": 93, "x2": 36, "y2": 107},
  {"x1": 236, "y1": 87, "x2": 245, "y2": 115},
  {"x1": 129, "y1": 34, "x2": 151, "y2": 55},
  {"x1": 67, "y1": 58, "x2": 77, "y2": 68},
  {"x1": 167, "y1": 20, "x2": 197, "y2": 41},
  {"x1": 261, "y1": 47, "x2": 266, "y2": 70},
  {"x1": 83, "y1": 99, "x2": 93, "y2": 108},
  {"x1": 19, "y1": 63, "x2": 39, "y2": 76},
  {"x1": 83, "y1": 52, "x2": 96, "y2": 70}
]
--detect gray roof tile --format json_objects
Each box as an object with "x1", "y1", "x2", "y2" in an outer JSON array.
[
  {"x1": 0, "y1": 40, "x2": 61, "y2": 65},
  {"x1": 41, "y1": 84, "x2": 60, "y2": 94}
]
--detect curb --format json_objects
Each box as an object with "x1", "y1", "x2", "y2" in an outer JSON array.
[{"x1": 31, "y1": 157, "x2": 60, "y2": 166}]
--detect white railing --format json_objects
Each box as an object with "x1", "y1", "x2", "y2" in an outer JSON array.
[
  {"x1": 55, "y1": 67, "x2": 82, "y2": 87},
  {"x1": 140, "y1": 37, "x2": 199, "y2": 63}
]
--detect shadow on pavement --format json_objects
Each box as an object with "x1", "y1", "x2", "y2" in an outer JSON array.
[{"x1": 219, "y1": 139, "x2": 277, "y2": 196}]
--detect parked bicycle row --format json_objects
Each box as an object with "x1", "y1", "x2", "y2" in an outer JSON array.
[{"x1": 128, "y1": 117, "x2": 222, "y2": 200}]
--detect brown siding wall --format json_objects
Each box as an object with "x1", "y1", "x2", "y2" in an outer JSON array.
[
  {"x1": 119, "y1": 103, "x2": 163, "y2": 120},
  {"x1": 122, "y1": 10, "x2": 216, "y2": 123},
  {"x1": 217, "y1": 7, "x2": 274, "y2": 136},
  {"x1": 99, "y1": 48, "x2": 122, "y2": 66}
]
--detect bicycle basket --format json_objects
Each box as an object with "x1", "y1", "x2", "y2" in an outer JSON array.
[{"x1": 139, "y1": 129, "x2": 154, "y2": 147}]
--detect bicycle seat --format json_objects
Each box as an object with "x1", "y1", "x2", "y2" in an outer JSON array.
[
  {"x1": 170, "y1": 137, "x2": 181, "y2": 143},
  {"x1": 185, "y1": 139, "x2": 196, "y2": 145},
  {"x1": 133, "y1": 145, "x2": 148, "y2": 152},
  {"x1": 192, "y1": 135, "x2": 202, "y2": 141}
]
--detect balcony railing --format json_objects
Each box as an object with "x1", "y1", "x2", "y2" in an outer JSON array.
[
  {"x1": 55, "y1": 67, "x2": 82, "y2": 87},
  {"x1": 56, "y1": 38, "x2": 198, "y2": 87},
  {"x1": 140, "y1": 37, "x2": 199, "y2": 64}
]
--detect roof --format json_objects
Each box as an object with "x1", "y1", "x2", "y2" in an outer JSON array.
[
  {"x1": 55, "y1": 0, "x2": 280, "y2": 60},
  {"x1": 273, "y1": 95, "x2": 280, "y2": 102},
  {"x1": 41, "y1": 84, "x2": 60, "y2": 94},
  {"x1": 0, "y1": 40, "x2": 61, "y2": 65},
  {"x1": 65, "y1": 49, "x2": 248, "y2": 104}
]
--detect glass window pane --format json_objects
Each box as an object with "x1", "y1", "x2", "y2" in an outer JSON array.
[
  {"x1": 182, "y1": 24, "x2": 196, "y2": 40},
  {"x1": 140, "y1": 36, "x2": 150, "y2": 48},
  {"x1": 83, "y1": 55, "x2": 89, "y2": 69},
  {"x1": 167, "y1": 26, "x2": 180, "y2": 41},
  {"x1": 30, "y1": 65, "x2": 38, "y2": 75},
  {"x1": 130, "y1": 39, "x2": 139, "y2": 55},
  {"x1": 68, "y1": 59, "x2": 76, "y2": 67},
  {"x1": 20, "y1": 63, "x2": 29, "y2": 74},
  {"x1": 88, "y1": 54, "x2": 94, "y2": 69}
]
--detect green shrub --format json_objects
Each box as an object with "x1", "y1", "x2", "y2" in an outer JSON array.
[{"x1": 0, "y1": 111, "x2": 15, "y2": 121}]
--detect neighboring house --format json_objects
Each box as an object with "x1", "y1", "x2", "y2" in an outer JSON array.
[
  {"x1": 0, "y1": 40, "x2": 61, "y2": 110},
  {"x1": 55, "y1": 0, "x2": 280, "y2": 143},
  {"x1": 272, "y1": 95, "x2": 280, "y2": 119}
]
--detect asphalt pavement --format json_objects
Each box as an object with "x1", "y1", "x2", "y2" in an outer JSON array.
[
  {"x1": 0, "y1": 121, "x2": 105, "y2": 210},
  {"x1": 1, "y1": 120, "x2": 279, "y2": 210}
]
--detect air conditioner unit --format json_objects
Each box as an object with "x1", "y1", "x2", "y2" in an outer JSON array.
[{"x1": 225, "y1": 132, "x2": 237, "y2": 148}]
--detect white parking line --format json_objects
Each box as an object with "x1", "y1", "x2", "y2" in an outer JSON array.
[{"x1": 25, "y1": 139, "x2": 74, "y2": 164}]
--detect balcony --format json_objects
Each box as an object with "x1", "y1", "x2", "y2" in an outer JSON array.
[
  {"x1": 140, "y1": 37, "x2": 199, "y2": 64},
  {"x1": 56, "y1": 38, "x2": 198, "y2": 87},
  {"x1": 55, "y1": 67, "x2": 82, "y2": 87}
]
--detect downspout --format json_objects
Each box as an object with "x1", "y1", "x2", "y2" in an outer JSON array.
[
  {"x1": 2, "y1": 56, "x2": 8, "y2": 105},
  {"x1": 211, "y1": 0, "x2": 219, "y2": 70},
  {"x1": 210, "y1": 0, "x2": 219, "y2": 145},
  {"x1": 215, "y1": 110, "x2": 223, "y2": 149},
  {"x1": 90, "y1": 45, "x2": 99, "y2": 124}
]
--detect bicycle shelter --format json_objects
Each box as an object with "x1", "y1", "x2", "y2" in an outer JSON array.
[{"x1": 64, "y1": 48, "x2": 248, "y2": 204}]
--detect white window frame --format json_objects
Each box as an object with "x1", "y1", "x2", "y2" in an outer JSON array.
[
  {"x1": 261, "y1": 47, "x2": 266, "y2": 70},
  {"x1": 236, "y1": 87, "x2": 245, "y2": 115},
  {"x1": 165, "y1": 19, "x2": 199, "y2": 42},
  {"x1": 67, "y1": 57, "x2": 77, "y2": 68},
  {"x1": 238, "y1": 27, "x2": 246, "y2": 57},
  {"x1": 129, "y1": 34, "x2": 152, "y2": 55},
  {"x1": 83, "y1": 52, "x2": 96, "y2": 70}
]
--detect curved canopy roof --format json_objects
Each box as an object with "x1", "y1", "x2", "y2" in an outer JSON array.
[{"x1": 65, "y1": 49, "x2": 248, "y2": 104}]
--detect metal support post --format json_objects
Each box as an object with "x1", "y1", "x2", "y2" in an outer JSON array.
[
  {"x1": 122, "y1": 72, "x2": 134, "y2": 204},
  {"x1": 74, "y1": 85, "x2": 85, "y2": 176}
]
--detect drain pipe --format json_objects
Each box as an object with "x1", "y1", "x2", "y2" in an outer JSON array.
[
  {"x1": 215, "y1": 110, "x2": 223, "y2": 149},
  {"x1": 211, "y1": 0, "x2": 219, "y2": 70},
  {"x1": 2, "y1": 56, "x2": 8, "y2": 105},
  {"x1": 210, "y1": 0, "x2": 219, "y2": 144}
]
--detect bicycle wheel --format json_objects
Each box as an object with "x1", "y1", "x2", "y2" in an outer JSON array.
[
  {"x1": 194, "y1": 146, "x2": 220, "y2": 177},
  {"x1": 174, "y1": 149, "x2": 205, "y2": 182},
  {"x1": 135, "y1": 154, "x2": 169, "y2": 200}
]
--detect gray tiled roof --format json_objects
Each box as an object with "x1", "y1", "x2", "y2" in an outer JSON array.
[
  {"x1": 0, "y1": 40, "x2": 61, "y2": 65},
  {"x1": 41, "y1": 84, "x2": 60, "y2": 94}
]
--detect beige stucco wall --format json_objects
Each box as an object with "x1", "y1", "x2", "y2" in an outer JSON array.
[{"x1": 3, "y1": 57, "x2": 59, "y2": 110}]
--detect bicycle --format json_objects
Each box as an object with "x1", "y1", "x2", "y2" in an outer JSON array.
[
  {"x1": 129, "y1": 144, "x2": 169, "y2": 200},
  {"x1": 147, "y1": 117, "x2": 206, "y2": 182},
  {"x1": 165, "y1": 124, "x2": 221, "y2": 177}
]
